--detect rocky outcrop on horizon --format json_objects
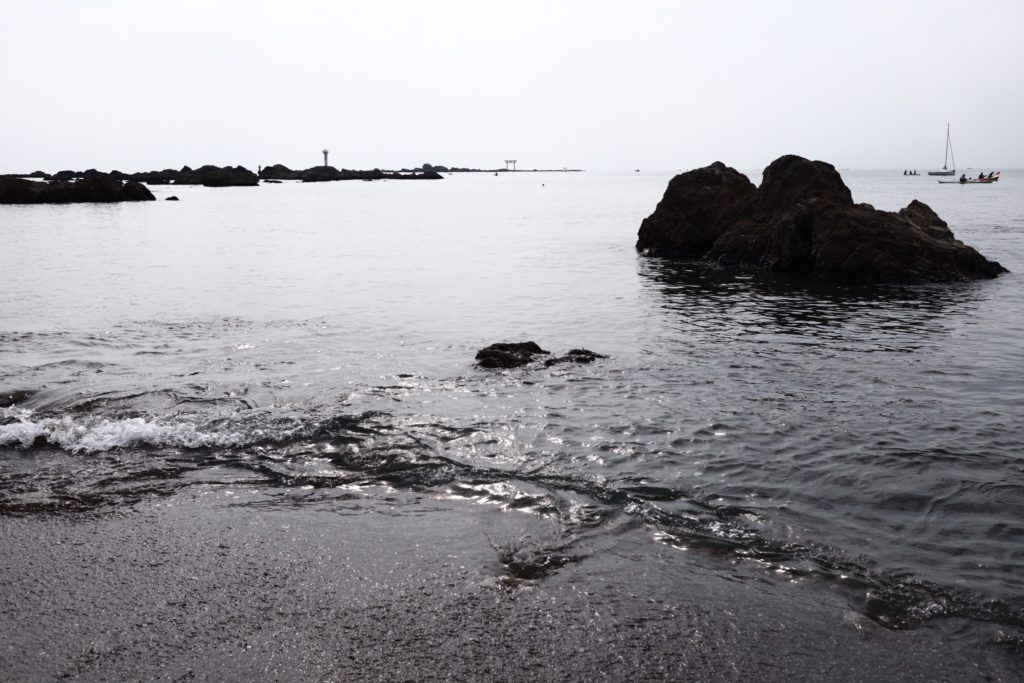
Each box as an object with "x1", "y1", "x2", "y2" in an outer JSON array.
[
  {"x1": 129, "y1": 168, "x2": 181, "y2": 185},
  {"x1": 174, "y1": 165, "x2": 259, "y2": 186},
  {"x1": 11, "y1": 166, "x2": 259, "y2": 187},
  {"x1": 0, "y1": 175, "x2": 155, "y2": 203},
  {"x1": 258, "y1": 164, "x2": 302, "y2": 181},
  {"x1": 636, "y1": 155, "x2": 1007, "y2": 284},
  {"x1": 4, "y1": 161, "x2": 576, "y2": 186},
  {"x1": 264, "y1": 165, "x2": 444, "y2": 182}
]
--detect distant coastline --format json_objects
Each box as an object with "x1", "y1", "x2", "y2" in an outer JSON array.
[
  {"x1": 0, "y1": 162, "x2": 585, "y2": 203},
  {"x1": 2, "y1": 162, "x2": 584, "y2": 186},
  {"x1": 2, "y1": 165, "x2": 439, "y2": 188}
]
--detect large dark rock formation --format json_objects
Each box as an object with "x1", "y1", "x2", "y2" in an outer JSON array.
[
  {"x1": 0, "y1": 175, "x2": 155, "y2": 203},
  {"x1": 637, "y1": 155, "x2": 1006, "y2": 284}
]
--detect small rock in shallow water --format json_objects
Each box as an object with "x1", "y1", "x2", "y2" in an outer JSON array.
[
  {"x1": 475, "y1": 342, "x2": 549, "y2": 368},
  {"x1": 475, "y1": 343, "x2": 608, "y2": 369}
]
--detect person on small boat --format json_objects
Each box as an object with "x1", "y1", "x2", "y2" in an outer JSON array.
[{"x1": 959, "y1": 174, "x2": 967, "y2": 183}]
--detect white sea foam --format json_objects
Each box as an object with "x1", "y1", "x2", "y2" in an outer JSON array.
[{"x1": 0, "y1": 409, "x2": 244, "y2": 453}]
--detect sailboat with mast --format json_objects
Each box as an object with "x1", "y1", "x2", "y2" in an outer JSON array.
[{"x1": 927, "y1": 124, "x2": 956, "y2": 176}]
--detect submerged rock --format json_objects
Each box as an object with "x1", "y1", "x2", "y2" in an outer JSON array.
[
  {"x1": 544, "y1": 349, "x2": 609, "y2": 367},
  {"x1": 0, "y1": 175, "x2": 155, "y2": 203},
  {"x1": 637, "y1": 155, "x2": 1006, "y2": 284},
  {"x1": 0, "y1": 389, "x2": 35, "y2": 408}
]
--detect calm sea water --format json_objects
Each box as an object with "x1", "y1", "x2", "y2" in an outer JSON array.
[{"x1": 2, "y1": 169, "x2": 1023, "y2": 637}]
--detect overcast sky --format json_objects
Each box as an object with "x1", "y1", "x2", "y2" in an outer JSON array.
[{"x1": 2, "y1": 0, "x2": 1022, "y2": 173}]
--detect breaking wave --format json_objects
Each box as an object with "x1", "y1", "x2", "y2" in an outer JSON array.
[{"x1": 0, "y1": 410, "x2": 245, "y2": 452}]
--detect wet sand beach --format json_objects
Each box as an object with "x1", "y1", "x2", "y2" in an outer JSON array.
[{"x1": 2, "y1": 485, "x2": 1021, "y2": 682}]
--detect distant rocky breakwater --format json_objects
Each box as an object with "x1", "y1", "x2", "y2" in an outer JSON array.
[
  {"x1": 637, "y1": 155, "x2": 1007, "y2": 284},
  {"x1": 0, "y1": 163, "x2": 445, "y2": 203},
  {"x1": 0, "y1": 159, "x2": 586, "y2": 203},
  {"x1": 258, "y1": 164, "x2": 442, "y2": 182},
  {"x1": 3, "y1": 165, "x2": 263, "y2": 189}
]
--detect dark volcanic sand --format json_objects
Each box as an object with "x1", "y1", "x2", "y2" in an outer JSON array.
[{"x1": 1, "y1": 486, "x2": 1021, "y2": 682}]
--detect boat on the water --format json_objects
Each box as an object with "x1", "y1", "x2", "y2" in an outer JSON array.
[
  {"x1": 927, "y1": 124, "x2": 956, "y2": 176},
  {"x1": 937, "y1": 171, "x2": 1001, "y2": 184}
]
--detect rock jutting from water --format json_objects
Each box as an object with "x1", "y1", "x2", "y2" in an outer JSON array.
[
  {"x1": 476, "y1": 342, "x2": 550, "y2": 368},
  {"x1": 0, "y1": 175, "x2": 155, "y2": 204},
  {"x1": 475, "y1": 342, "x2": 608, "y2": 369},
  {"x1": 636, "y1": 155, "x2": 1007, "y2": 284},
  {"x1": 543, "y1": 348, "x2": 609, "y2": 367}
]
